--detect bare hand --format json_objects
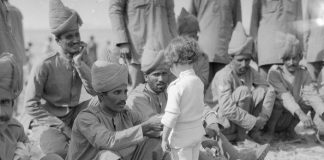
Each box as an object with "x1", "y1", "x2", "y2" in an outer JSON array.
[
  {"x1": 254, "y1": 116, "x2": 267, "y2": 129},
  {"x1": 142, "y1": 115, "x2": 163, "y2": 134},
  {"x1": 205, "y1": 124, "x2": 219, "y2": 138},
  {"x1": 73, "y1": 42, "x2": 87, "y2": 66},
  {"x1": 161, "y1": 140, "x2": 171, "y2": 153},
  {"x1": 119, "y1": 43, "x2": 130, "y2": 59},
  {"x1": 299, "y1": 113, "x2": 314, "y2": 128}
]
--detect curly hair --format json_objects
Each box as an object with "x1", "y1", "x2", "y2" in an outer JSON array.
[{"x1": 164, "y1": 36, "x2": 201, "y2": 65}]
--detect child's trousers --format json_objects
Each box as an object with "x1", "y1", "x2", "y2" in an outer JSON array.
[{"x1": 170, "y1": 142, "x2": 200, "y2": 160}]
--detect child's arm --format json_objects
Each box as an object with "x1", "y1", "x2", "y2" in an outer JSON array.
[{"x1": 161, "y1": 126, "x2": 172, "y2": 152}]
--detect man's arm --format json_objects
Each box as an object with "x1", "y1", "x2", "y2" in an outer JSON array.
[
  {"x1": 73, "y1": 45, "x2": 97, "y2": 96},
  {"x1": 166, "y1": 0, "x2": 177, "y2": 38},
  {"x1": 267, "y1": 68, "x2": 301, "y2": 114},
  {"x1": 217, "y1": 76, "x2": 257, "y2": 131},
  {"x1": 301, "y1": 70, "x2": 324, "y2": 115},
  {"x1": 76, "y1": 112, "x2": 144, "y2": 150},
  {"x1": 24, "y1": 63, "x2": 51, "y2": 122}
]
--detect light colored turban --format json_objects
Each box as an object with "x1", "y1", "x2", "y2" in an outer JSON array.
[
  {"x1": 49, "y1": 0, "x2": 83, "y2": 36},
  {"x1": 141, "y1": 39, "x2": 168, "y2": 74},
  {"x1": 0, "y1": 52, "x2": 22, "y2": 99},
  {"x1": 228, "y1": 22, "x2": 253, "y2": 56},
  {"x1": 274, "y1": 32, "x2": 301, "y2": 60},
  {"x1": 91, "y1": 61, "x2": 128, "y2": 93},
  {"x1": 177, "y1": 8, "x2": 200, "y2": 35}
]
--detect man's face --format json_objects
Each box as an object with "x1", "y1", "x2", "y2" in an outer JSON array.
[
  {"x1": 283, "y1": 53, "x2": 301, "y2": 73},
  {"x1": 0, "y1": 97, "x2": 13, "y2": 129},
  {"x1": 101, "y1": 85, "x2": 128, "y2": 113},
  {"x1": 145, "y1": 69, "x2": 169, "y2": 94},
  {"x1": 231, "y1": 54, "x2": 251, "y2": 75},
  {"x1": 57, "y1": 30, "x2": 81, "y2": 55}
]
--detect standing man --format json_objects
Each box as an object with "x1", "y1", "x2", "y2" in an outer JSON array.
[
  {"x1": 109, "y1": 0, "x2": 177, "y2": 90},
  {"x1": 3, "y1": 0, "x2": 25, "y2": 64},
  {"x1": 68, "y1": 61, "x2": 166, "y2": 160},
  {"x1": 266, "y1": 33, "x2": 324, "y2": 139},
  {"x1": 189, "y1": 0, "x2": 240, "y2": 84},
  {"x1": 24, "y1": 0, "x2": 95, "y2": 158},
  {"x1": 0, "y1": 52, "x2": 31, "y2": 160},
  {"x1": 204, "y1": 22, "x2": 276, "y2": 144},
  {"x1": 251, "y1": 0, "x2": 303, "y2": 78},
  {"x1": 176, "y1": 8, "x2": 209, "y2": 89},
  {"x1": 303, "y1": 0, "x2": 324, "y2": 80}
]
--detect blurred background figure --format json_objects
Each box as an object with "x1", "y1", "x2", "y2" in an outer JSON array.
[
  {"x1": 43, "y1": 36, "x2": 56, "y2": 55},
  {"x1": 189, "y1": 0, "x2": 240, "y2": 86},
  {"x1": 24, "y1": 41, "x2": 33, "y2": 75},
  {"x1": 86, "y1": 35, "x2": 97, "y2": 65},
  {"x1": 303, "y1": 0, "x2": 324, "y2": 81},
  {"x1": 109, "y1": 0, "x2": 177, "y2": 91},
  {"x1": 250, "y1": 0, "x2": 303, "y2": 79}
]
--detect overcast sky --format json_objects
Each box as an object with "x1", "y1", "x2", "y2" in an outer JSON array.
[{"x1": 10, "y1": 0, "x2": 190, "y2": 30}]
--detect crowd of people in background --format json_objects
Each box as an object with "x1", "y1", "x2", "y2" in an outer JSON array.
[{"x1": 1, "y1": 0, "x2": 324, "y2": 160}]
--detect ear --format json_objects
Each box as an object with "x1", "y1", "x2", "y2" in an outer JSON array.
[{"x1": 144, "y1": 74, "x2": 149, "y2": 82}]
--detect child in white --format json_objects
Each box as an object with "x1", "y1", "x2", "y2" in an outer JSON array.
[{"x1": 161, "y1": 36, "x2": 205, "y2": 160}]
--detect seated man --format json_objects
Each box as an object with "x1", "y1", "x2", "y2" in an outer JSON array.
[
  {"x1": 68, "y1": 61, "x2": 166, "y2": 160},
  {"x1": 23, "y1": 0, "x2": 95, "y2": 158},
  {"x1": 266, "y1": 33, "x2": 324, "y2": 139},
  {"x1": 127, "y1": 36, "x2": 270, "y2": 160},
  {"x1": 204, "y1": 22, "x2": 276, "y2": 144},
  {"x1": 0, "y1": 53, "x2": 30, "y2": 160},
  {"x1": 319, "y1": 67, "x2": 324, "y2": 100}
]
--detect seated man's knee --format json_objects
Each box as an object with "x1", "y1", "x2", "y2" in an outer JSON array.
[
  {"x1": 40, "y1": 128, "x2": 69, "y2": 158},
  {"x1": 233, "y1": 86, "x2": 252, "y2": 108}
]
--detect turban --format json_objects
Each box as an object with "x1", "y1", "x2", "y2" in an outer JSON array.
[
  {"x1": 49, "y1": 0, "x2": 83, "y2": 36},
  {"x1": 141, "y1": 39, "x2": 168, "y2": 74},
  {"x1": 0, "y1": 52, "x2": 22, "y2": 99},
  {"x1": 91, "y1": 61, "x2": 128, "y2": 93},
  {"x1": 228, "y1": 22, "x2": 253, "y2": 56},
  {"x1": 274, "y1": 32, "x2": 301, "y2": 60},
  {"x1": 177, "y1": 8, "x2": 200, "y2": 35}
]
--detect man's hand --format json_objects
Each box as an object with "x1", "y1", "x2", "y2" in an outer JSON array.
[
  {"x1": 296, "y1": 110, "x2": 314, "y2": 128},
  {"x1": 141, "y1": 115, "x2": 163, "y2": 135},
  {"x1": 254, "y1": 116, "x2": 267, "y2": 129},
  {"x1": 118, "y1": 43, "x2": 131, "y2": 59},
  {"x1": 73, "y1": 42, "x2": 87, "y2": 66},
  {"x1": 161, "y1": 140, "x2": 171, "y2": 153},
  {"x1": 205, "y1": 123, "x2": 219, "y2": 138}
]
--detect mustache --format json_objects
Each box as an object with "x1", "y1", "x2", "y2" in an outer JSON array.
[
  {"x1": 117, "y1": 100, "x2": 126, "y2": 106},
  {"x1": 0, "y1": 116, "x2": 10, "y2": 122}
]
